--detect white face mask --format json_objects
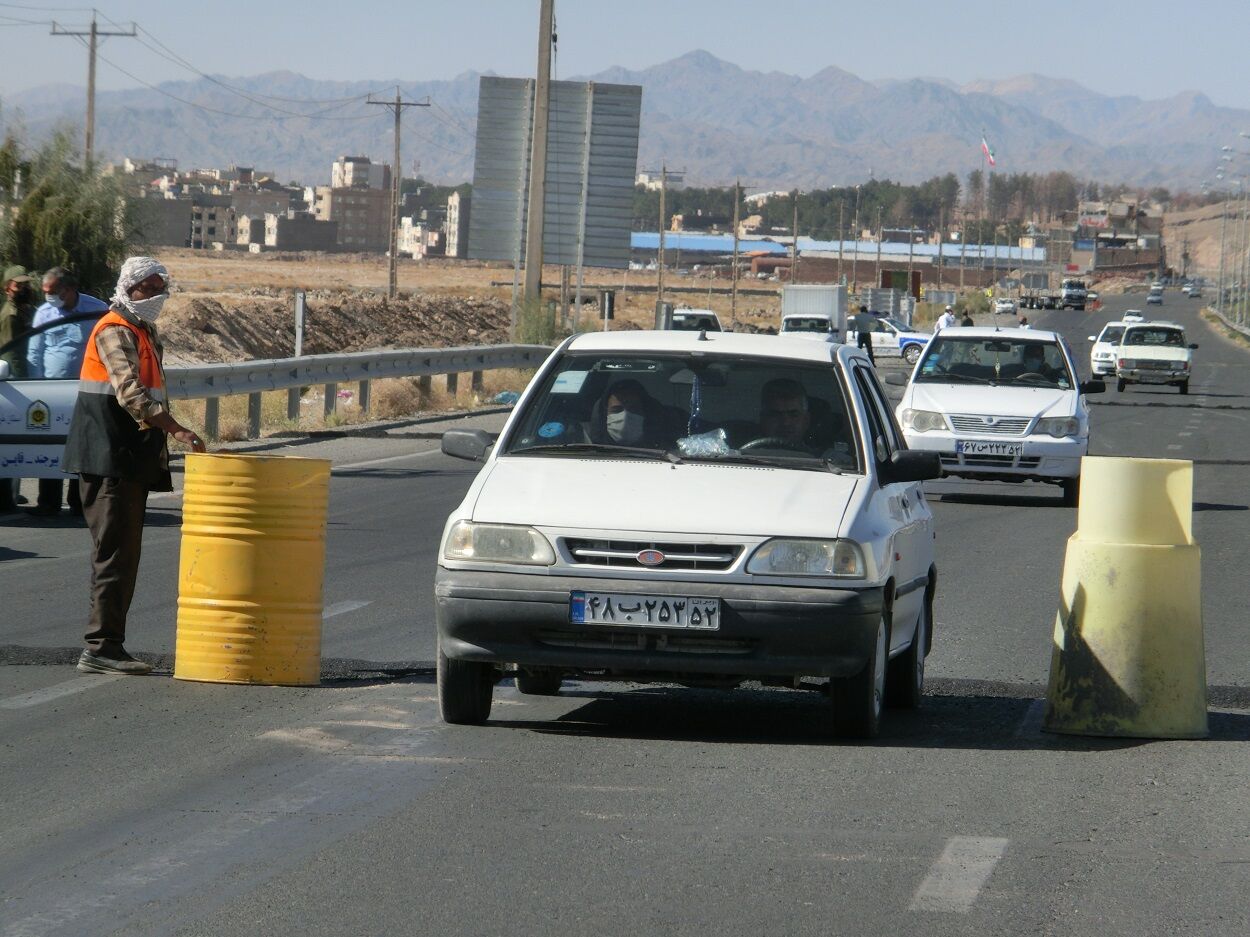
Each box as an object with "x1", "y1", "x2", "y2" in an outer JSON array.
[
  {"x1": 129, "y1": 293, "x2": 168, "y2": 323},
  {"x1": 605, "y1": 409, "x2": 644, "y2": 444},
  {"x1": 44, "y1": 294, "x2": 65, "y2": 309}
]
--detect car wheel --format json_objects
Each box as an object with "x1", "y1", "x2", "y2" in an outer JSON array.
[
  {"x1": 1179, "y1": 380, "x2": 1189, "y2": 395},
  {"x1": 1116, "y1": 378, "x2": 1126, "y2": 393},
  {"x1": 832, "y1": 613, "x2": 888, "y2": 739},
  {"x1": 1061, "y1": 477, "x2": 1079, "y2": 507},
  {"x1": 903, "y1": 344, "x2": 921, "y2": 365},
  {"x1": 516, "y1": 669, "x2": 562, "y2": 696},
  {"x1": 437, "y1": 641, "x2": 494, "y2": 725},
  {"x1": 885, "y1": 599, "x2": 928, "y2": 710}
]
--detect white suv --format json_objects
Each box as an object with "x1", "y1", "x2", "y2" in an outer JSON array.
[
  {"x1": 891, "y1": 327, "x2": 1104, "y2": 505},
  {"x1": 436, "y1": 331, "x2": 942, "y2": 738}
]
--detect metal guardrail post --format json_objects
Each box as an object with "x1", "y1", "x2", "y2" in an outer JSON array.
[
  {"x1": 247, "y1": 393, "x2": 262, "y2": 439},
  {"x1": 472, "y1": 370, "x2": 484, "y2": 393},
  {"x1": 418, "y1": 375, "x2": 432, "y2": 396},
  {"x1": 323, "y1": 383, "x2": 336, "y2": 418},
  {"x1": 287, "y1": 387, "x2": 300, "y2": 422},
  {"x1": 204, "y1": 398, "x2": 220, "y2": 441},
  {"x1": 358, "y1": 380, "x2": 371, "y2": 414},
  {"x1": 446, "y1": 372, "x2": 458, "y2": 396}
]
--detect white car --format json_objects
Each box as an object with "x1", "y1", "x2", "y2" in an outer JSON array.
[
  {"x1": 890, "y1": 327, "x2": 1104, "y2": 505},
  {"x1": 780, "y1": 313, "x2": 841, "y2": 344},
  {"x1": 669, "y1": 309, "x2": 723, "y2": 332},
  {"x1": 1116, "y1": 321, "x2": 1197, "y2": 395},
  {"x1": 435, "y1": 331, "x2": 942, "y2": 738},
  {"x1": 1146, "y1": 288, "x2": 1164, "y2": 305},
  {"x1": 993, "y1": 298, "x2": 1016, "y2": 315},
  {"x1": 1121, "y1": 309, "x2": 1145, "y2": 322},
  {"x1": 1087, "y1": 320, "x2": 1131, "y2": 378},
  {"x1": 847, "y1": 316, "x2": 932, "y2": 365}
]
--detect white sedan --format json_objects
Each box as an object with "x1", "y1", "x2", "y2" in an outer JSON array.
[
  {"x1": 993, "y1": 298, "x2": 1016, "y2": 315},
  {"x1": 889, "y1": 327, "x2": 1105, "y2": 505}
]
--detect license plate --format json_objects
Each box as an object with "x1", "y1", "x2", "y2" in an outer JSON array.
[
  {"x1": 955, "y1": 440, "x2": 1023, "y2": 457},
  {"x1": 570, "y1": 592, "x2": 720, "y2": 630}
]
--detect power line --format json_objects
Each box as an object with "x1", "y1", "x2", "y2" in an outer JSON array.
[
  {"x1": 52, "y1": 13, "x2": 136, "y2": 167},
  {"x1": 368, "y1": 89, "x2": 429, "y2": 299}
]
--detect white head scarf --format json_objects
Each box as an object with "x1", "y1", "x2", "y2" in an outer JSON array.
[{"x1": 112, "y1": 256, "x2": 169, "y2": 322}]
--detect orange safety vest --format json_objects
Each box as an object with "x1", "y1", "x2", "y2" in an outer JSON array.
[{"x1": 61, "y1": 309, "x2": 172, "y2": 488}]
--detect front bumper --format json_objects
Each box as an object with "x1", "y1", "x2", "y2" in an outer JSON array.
[
  {"x1": 435, "y1": 568, "x2": 886, "y2": 680},
  {"x1": 1118, "y1": 367, "x2": 1188, "y2": 384},
  {"x1": 1091, "y1": 357, "x2": 1116, "y2": 376},
  {"x1": 903, "y1": 431, "x2": 1086, "y2": 481}
]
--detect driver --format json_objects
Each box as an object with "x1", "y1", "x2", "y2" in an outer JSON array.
[
  {"x1": 759, "y1": 379, "x2": 811, "y2": 444},
  {"x1": 1017, "y1": 343, "x2": 1059, "y2": 381}
]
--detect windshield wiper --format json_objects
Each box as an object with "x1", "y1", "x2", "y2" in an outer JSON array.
[
  {"x1": 920, "y1": 373, "x2": 996, "y2": 385},
  {"x1": 512, "y1": 442, "x2": 682, "y2": 463}
]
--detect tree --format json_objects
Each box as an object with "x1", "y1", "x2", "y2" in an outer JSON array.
[{"x1": 0, "y1": 132, "x2": 138, "y2": 297}]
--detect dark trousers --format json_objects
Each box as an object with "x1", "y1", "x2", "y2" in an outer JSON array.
[
  {"x1": 80, "y1": 474, "x2": 149, "y2": 655},
  {"x1": 857, "y1": 331, "x2": 875, "y2": 363},
  {"x1": 37, "y1": 477, "x2": 82, "y2": 513}
]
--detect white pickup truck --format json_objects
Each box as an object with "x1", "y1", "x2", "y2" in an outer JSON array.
[{"x1": 1115, "y1": 321, "x2": 1198, "y2": 395}]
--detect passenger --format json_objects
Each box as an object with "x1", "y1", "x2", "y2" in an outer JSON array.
[
  {"x1": 27, "y1": 268, "x2": 109, "y2": 517},
  {"x1": 587, "y1": 379, "x2": 675, "y2": 448}
]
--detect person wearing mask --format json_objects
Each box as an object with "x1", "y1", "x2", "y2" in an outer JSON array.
[
  {"x1": 588, "y1": 379, "x2": 677, "y2": 449},
  {"x1": 0, "y1": 265, "x2": 37, "y2": 512},
  {"x1": 62, "y1": 256, "x2": 206, "y2": 675},
  {"x1": 27, "y1": 267, "x2": 109, "y2": 516},
  {"x1": 934, "y1": 304, "x2": 958, "y2": 332},
  {"x1": 1018, "y1": 315, "x2": 1031, "y2": 329}
]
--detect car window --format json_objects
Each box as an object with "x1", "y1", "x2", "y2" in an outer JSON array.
[
  {"x1": 1097, "y1": 325, "x2": 1126, "y2": 343},
  {"x1": 916, "y1": 335, "x2": 1074, "y2": 388},
  {"x1": 851, "y1": 367, "x2": 896, "y2": 467},
  {"x1": 0, "y1": 311, "x2": 104, "y2": 382},
  {"x1": 504, "y1": 350, "x2": 862, "y2": 473},
  {"x1": 783, "y1": 317, "x2": 832, "y2": 333},
  {"x1": 1125, "y1": 328, "x2": 1184, "y2": 346}
]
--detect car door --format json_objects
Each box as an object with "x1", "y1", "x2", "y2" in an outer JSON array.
[
  {"x1": 871, "y1": 322, "x2": 901, "y2": 357},
  {"x1": 851, "y1": 364, "x2": 931, "y2": 651}
]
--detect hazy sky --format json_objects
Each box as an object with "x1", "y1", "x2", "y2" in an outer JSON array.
[{"x1": 2, "y1": 0, "x2": 1246, "y2": 109}]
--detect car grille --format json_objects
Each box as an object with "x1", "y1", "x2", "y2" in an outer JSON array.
[
  {"x1": 948, "y1": 415, "x2": 1031, "y2": 436},
  {"x1": 1137, "y1": 360, "x2": 1174, "y2": 370},
  {"x1": 563, "y1": 539, "x2": 742, "y2": 571},
  {"x1": 942, "y1": 454, "x2": 1042, "y2": 469}
]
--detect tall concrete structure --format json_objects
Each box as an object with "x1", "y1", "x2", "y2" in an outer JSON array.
[
  {"x1": 446, "y1": 191, "x2": 471, "y2": 259},
  {"x1": 312, "y1": 186, "x2": 391, "y2": 252},
  {"x1": 331, "y1": 156, "x2": 391, "y2": 191}
]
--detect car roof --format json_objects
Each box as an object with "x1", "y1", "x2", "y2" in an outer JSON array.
[
  {"x1": 932, "y1": 326, "x2": 1062, "y2": 341},
  {"x1": 564, "y1": 328, "x2": 846, "y2": 364},
  {"x1": 1125, "y1": 320, "x2": 1183, "y2": 330}
]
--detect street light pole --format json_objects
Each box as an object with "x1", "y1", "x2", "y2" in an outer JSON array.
[{"x1": 1217, "y1": 196, "x2": 1227, "y2": 319}]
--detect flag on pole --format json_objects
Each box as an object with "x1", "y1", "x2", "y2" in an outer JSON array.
[{"x1": 980, "y1": 134, "x2": 996, "y2": 168}]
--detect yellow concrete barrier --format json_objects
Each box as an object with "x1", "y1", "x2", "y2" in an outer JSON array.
[
  {"x1": 174, "y1": 453, "x2": 332, "y2": 686},
  {"x1": 1043, "y1": 456, "x2": 1207, "y2": 738}
]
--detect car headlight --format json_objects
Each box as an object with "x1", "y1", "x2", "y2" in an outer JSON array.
[
  {"x1": 900, "y1": 408, "x2": 947, "y2": 433},
  {"x1": 1033, "y1": 416, "x2": 1080, "y2": 438},
  {"x1": 747, "y1": 538, "x2": 865, "y2": 578},
  {"x1": 444, "y1": 520, "x2": 555, "y2": 565}
]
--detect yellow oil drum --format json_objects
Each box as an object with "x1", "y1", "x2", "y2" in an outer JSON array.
[{"x1": 174, "y1": 453, "x2": 332, "y2": 686}]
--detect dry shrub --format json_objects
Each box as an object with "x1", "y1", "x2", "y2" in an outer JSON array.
[{"x1": 371, "y1": 378, "x2": 424, "y2": 419}]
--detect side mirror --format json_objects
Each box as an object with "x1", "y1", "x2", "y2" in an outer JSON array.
[
  {"x1": 1080, "y1": 380, "x2": 1106, "y2": 395},
  {"x1": 1087, "y1": 336, "x2": 1096, "y2": 342},
  {"x1": 0, "y1": 360, "x2": 10, "y2": 381},
  {"x1": 1189, "y1": 343, "x2": 1199, "y2": 350},
  {"x1": 880, "y1": 449, "x2": 942, "y2": 484},
  {"x1": 884, "y1": 372, "x2": 908, "y2": 387},
  {"x1": 441, "y1": 428, "x2": 495, "y2": 462}
]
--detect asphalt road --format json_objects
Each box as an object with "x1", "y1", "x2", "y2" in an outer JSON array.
[{"x1": 3, "y1": 291, "x2": 1249, "y2": 936}]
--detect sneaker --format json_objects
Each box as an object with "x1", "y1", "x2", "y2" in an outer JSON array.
[{"x1": 77, "y1": 649, "x2": 153, "y2": 675}]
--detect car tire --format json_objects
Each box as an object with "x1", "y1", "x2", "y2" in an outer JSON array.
[
  {"x1": 1179, "y1": 380, "x2": 1189, "y2": 395},
  {"x1": 903, "y1": 344, "x2": 921, "y2": 365},
  {"x1": 832, "y1": 613, "x2": 888, "y2": 739},
  {"x1": 437, "y1": 641, "x2": 494, "y2": 725},
  {"x1": 515, "y1": 669, "x2": 562, "y2": 696},
  {"x1": 1061, "y1": 477, "x2": 1079, "y2": 507},
  {"x1": 1116, "y1": 378, "x2": 1126, "y2": 393},
  {"x1": 885, "y1": 600, "x2": 928, "y2": 710}
]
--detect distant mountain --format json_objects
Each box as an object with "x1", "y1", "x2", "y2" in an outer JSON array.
[{"x1": 1, "y1": 50, "x2": 1241, "y2": 189}]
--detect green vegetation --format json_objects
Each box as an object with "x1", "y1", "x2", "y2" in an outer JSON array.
[{"x1": 0, "y1": 131, "x2": 141, "y2": 297}]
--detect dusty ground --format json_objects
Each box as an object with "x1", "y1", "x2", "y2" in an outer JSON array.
[
  {"x1": 1161, "y1": 200, "x2": 1241, "y2": 277},
  {"x1": 158, "y1": 248, "x2": 785, "y2": 364}
]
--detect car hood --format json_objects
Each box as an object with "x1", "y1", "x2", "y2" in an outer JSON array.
[
  {"x1": 907, "y1": 381, "x2": 1077, "y2": 418},
  {"x1": 469, "y1": 456, "x2": 859, "y2": 538}
]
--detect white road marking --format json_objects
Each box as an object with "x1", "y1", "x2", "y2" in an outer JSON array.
[
  {"x1": 910, "y1": 836, "x2": 1009, "y2": 913},
  {"x1": 1168, "y1": 444, "x2": 1183, "y2": 450},
  {"x1": 1014, "y1": 698, "x2": 1046, "y2": 738},
  {"x1": 0, "y1": 675, "x2": 120, "y2": 710},
  {"x1": 333, "y1": 447, "x2": 447, "y2": 472},
  {"x1": 323, "y1": 599, "x2": 372, "y2": 619},
  {"x1": 1178, "y1": 432, "x2": 1192, "y2": 437}
]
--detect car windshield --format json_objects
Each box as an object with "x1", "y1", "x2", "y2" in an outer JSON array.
[
  {"x1": 915, "y1": 336, "x2": 1074, "y2": 388},
  {"x1": 670, "y1": 314, "x2": 718, "y2": 331},
  {"x1": 0, "y1": 311, "x2": 104, "y2": 382},
  {"x1": 783, "y1": 317, "x2": 833, "y2": 333},
  {"x1": 504, "y1": 350, "x2": 862, "y2": 473},
  {"x1": 1098, "y1": 325, "x2": 1126, "y2": 343},
  {"x1": 1125, "y1": 328, "x2": 1184, "y2": 346}
]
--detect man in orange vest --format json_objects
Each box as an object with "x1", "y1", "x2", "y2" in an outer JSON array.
[{"x1": 62, "y1": 256, "x2": 206, "y2": 675}]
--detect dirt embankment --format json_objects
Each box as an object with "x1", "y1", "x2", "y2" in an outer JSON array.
[{"x1": 159, "y1": 289, "x2": 512, "y2": 365}]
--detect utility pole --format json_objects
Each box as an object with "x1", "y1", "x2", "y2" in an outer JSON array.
[
  {"x1": 657, "y1": 164, "x2": 667, "y2": 306},
  {"x1": 368, "y1": 89, "x2": 429, "y2": 299},
  {"x1": 52, "y1": 14, "x2": 136, "y2": 168},
  {"x1": 937, "y1": 205, "x2": 945, "y2": 287},
  {"x1": 850, "y1": 185, "x2": 862, "y2": 295},
  {"x1": 731, "y1": 179, "x2": 741, "y2": 327},
  {"x1": 906, "y1": 217, "x2": 916, "y2": 297},
  {"x1": 522, "y1": 0, "x2": 555, "y2": 306},
  {"x1": 790, "y1": 189, "x2": 801, "y2": 283},
  {"x1": 874, "y1": 206, "x2": 883, "y2": 288},
  {"x1": 837, "y1": 201, "x2": 845, "y2": 284},
  {"x1": 1217, "y1": 197, "x2": 1227, "y2": 319}
]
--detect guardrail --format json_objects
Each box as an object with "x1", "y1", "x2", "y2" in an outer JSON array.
[{"x1": 166, "y1": 344, "x2": 553, "y2": 440}]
